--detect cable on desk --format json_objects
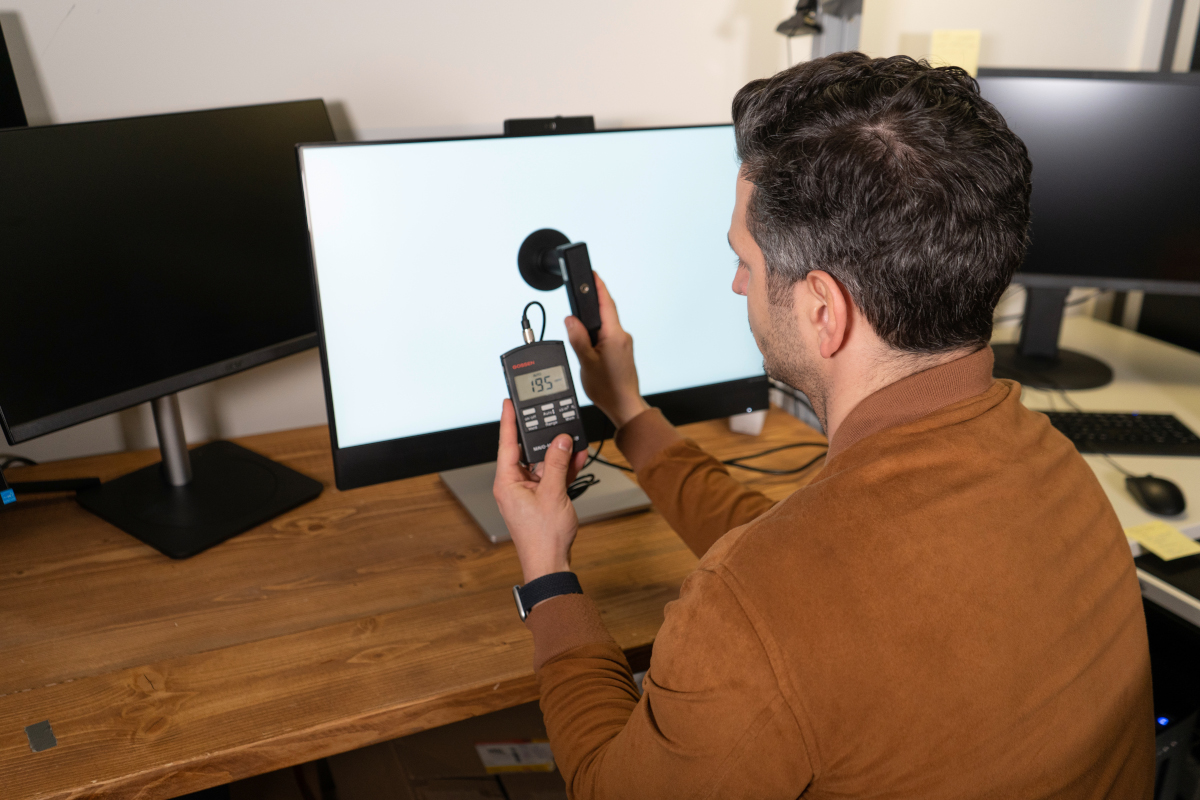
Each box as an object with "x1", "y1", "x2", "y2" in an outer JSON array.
[
  {"x1": 722, "y1": 442, "x2": 828, "y2": 475},
  {"x1": 0, "y1": 454, "x2": 102, "y2": 499},
  {"x1": 0, "y1": 455, "x2": 38, "y2": 471},
  {"x1": 593, "y1": 439, "x2": 828, "y2": 476},
  {"x1": 569, "y1": 416, "x2": 613, "y2": 499}
]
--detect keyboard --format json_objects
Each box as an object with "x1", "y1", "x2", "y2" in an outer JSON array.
[{"x1": 1043, "y1": 411, "x2": 1200, "y2": 456}]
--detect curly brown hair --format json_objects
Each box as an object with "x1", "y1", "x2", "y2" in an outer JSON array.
[{"x1": 733, "y1": 52, "x2": 1032, "y2": 353}]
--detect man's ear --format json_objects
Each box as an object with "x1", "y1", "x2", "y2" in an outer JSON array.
[{"x1": 795, "y1": 270, "x2": 852, "y2": 359}]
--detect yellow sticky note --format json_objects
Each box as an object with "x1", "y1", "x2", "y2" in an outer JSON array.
[
  {"x1": 931, "y1": 29, "x2": 981, "y2": 77},
  {"x1": 1125, "y1": 520, "x2": 1200, "y2": 561}
]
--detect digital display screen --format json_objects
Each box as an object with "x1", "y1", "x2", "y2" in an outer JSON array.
[{"x1": 515, "y1": 366, "x2": 567, "y2": 402}]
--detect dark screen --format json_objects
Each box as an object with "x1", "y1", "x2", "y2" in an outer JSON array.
[
  {"x1": 0, "y1": 101, "x2": 333, "y2": 435},
  {"x1": 978, "y1": 75, "x2": 1200, "y2": 285},
  {"x1": 0, "y1": 26, "x2": 26, "y2": 129}
]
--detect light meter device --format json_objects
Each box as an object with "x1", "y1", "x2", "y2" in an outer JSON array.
[
  {"x1": 501, "y1": 340, "x2": 588, "y2": 465},
  {"x1": 556, "y1": 243, "x2": 603, "y2": 345},
  {"x1": 516, "y1": 229, "x2": 603, "y2": 345}
]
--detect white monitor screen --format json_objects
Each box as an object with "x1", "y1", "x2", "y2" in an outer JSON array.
[{"x1": 301, "y1": 126, "x2": 763, "y2": 450}]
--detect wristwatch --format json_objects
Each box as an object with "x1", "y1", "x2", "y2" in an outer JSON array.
[{"x1": 513, "y1": 572, "x2": 583, "y2": 621}]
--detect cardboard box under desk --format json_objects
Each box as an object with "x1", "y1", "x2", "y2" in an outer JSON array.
[{"x1": 327, "y1": 701, "x2": 567, "y2": 800}]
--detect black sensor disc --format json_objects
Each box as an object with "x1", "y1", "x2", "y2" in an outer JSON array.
[{"x1": 518, "y1": 229, "x2": 570, "y2": 291}]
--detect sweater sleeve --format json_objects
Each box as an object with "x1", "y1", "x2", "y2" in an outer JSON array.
[
  {"x1": 528, "y1": 568, "x2": 813, "y2": 800},
  {"x1": 614, "y1": 408, "x2": 777, "y2": 558}
]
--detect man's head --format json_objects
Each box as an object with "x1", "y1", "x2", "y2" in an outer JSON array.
[{"x1": 728, "y1": 53, "x2": 1032, "y2": 423}]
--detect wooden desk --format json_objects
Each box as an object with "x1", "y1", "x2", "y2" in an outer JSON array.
[{"x1": 0, "y1": 409, "x2": 825, "y2": 800}]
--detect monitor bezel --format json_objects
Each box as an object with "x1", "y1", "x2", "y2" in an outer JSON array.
[
  {"x1": 297, "y1": 125, "x2": 769, "y2": 492},
  {"x1": 1, "y1": 334, "x2": 318, "y2": 445},
  {"x1": 0, "y1": 99, "x2": 333, "y2": 446},
  {"x1": 977, "y1": 68, "x2": 1200, "y2": 296}
]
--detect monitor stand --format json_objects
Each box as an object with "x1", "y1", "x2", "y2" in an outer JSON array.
[
  {"x1": 440, "y1": 456, "x2": 651, "y2": 544},
  {"x1": 76, "y1": 394, "x2": 323, "y2": 559},
  {"x1": 992, "y1": 286, "x2": 1114, "y2": 390}
]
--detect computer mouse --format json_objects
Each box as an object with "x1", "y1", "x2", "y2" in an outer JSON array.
[{"x1": 1125, "y1": 475, "x2": 1187, "y2": 517}]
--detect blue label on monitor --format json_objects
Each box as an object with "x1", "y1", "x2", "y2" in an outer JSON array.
[{"x1": 1, "y1": 489, "x2": 14, "y2": 505}]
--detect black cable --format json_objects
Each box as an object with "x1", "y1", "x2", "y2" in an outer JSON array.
[
  {"x1": 722, "y1": 442, "x2": 828, "y2": 475},
  {"x1": 574, "y1": 408, "x2": 831, "y2": 486},
  {"x1": 568, "y1": 417, "x2": 614, "y2": 498},
  {"x1": 1, "y1": 455, "x2": 102, "y2": 497},
  {"x1": 724, "y1": 441, "x2": 827, "y2": 462},
  {"x1": 595, "y1": 439, "x2": 828, "y2": 476},
  {"x1": 522, "y1": 301, "x2": 547, "y2": 342},
  {"x1": 0, "y1": 455, "x2": 38, "y2": 471},
  {"x1": 594, "y1": 454, "x2": 635, "y2": 472},
  {"x1": 567, "y1": 472, "x2": 600, "y2": 500}
]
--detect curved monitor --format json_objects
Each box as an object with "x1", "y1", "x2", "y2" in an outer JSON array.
[
  {"x1": 977, "y1": 69, "x2": 1200, "y2": 295},
  {"x1": 0, "y1": 100, "x2": 335, "y2": 445},
  {"x1": 300, "y1": 125, "x2": 767, "y2": 490}
]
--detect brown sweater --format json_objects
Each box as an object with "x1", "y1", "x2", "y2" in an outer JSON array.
[{"x1": 526, "y1": 347, "x2": 1154, "y2": 799}]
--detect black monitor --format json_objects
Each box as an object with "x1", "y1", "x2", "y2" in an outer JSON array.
[
  {"x1": 0, "y1": 100, "x2": 336, "y2": 557},
  {"x1": 298, "y1": 125, "x2": 767, "y2": 492},
  {"x1": 0, "y1": 23, "x2": 27, "y2": 129},
  {"x1": 977, "y1": 69, "x2": 1200, "y2": 389}
]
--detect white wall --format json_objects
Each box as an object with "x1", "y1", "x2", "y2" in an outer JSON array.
[
  {"x1": 860, "y1": 0, "x2": 1177, "y2": 71},
  {"x1": 0, "y1": 0, "x2": 1183, "y2": 462}
]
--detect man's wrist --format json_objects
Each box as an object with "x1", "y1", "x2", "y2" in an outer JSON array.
[
  {"x1": 521, "y1": 559, "x2": 572, "y2": 585},
  {"x1": 513, "y1": 571, "x2": 582, "y2": 621},
  {"x1": 612, "y1": 396, "x2": 651, "y2": 429}
]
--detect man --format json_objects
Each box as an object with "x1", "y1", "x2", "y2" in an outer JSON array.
[{"x1": 494, "y1": 53, "x2": 1154, "y2": 798}]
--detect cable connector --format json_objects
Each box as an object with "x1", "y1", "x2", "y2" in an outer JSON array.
[
  {"x1": 0, "y1": 469, "x2": 14, "y2": 506},
  {"x1": 522, "y1": 317, "x2": 535, "y2": 344}
]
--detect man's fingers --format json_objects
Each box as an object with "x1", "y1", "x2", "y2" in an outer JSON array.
[
  {"x1": 537, "y1": 434, "x2": 575, "y2": 497},
  {"x1": 564, "y1": 316, "x2": 596, "y2": 361},
  {"x1": 593, "y1": 273, "x2": 623, "y2": 333},
  {"x1": 494, "y1": 400, "x2": 527, "y2": 489}
]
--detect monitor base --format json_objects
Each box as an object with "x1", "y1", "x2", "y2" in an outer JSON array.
[
  {"x1": 992, "y1": 343, "x2": 1114, "y2": 390},
  {"x1": 76, "y1": 440, "x2": 323, "y2": 559},
  {"x1": 441, "y1": 457, "x2": 651, "y2": 544}
]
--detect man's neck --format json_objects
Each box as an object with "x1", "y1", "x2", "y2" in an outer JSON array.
[{"x1": 821, "y1": 346, "x2": 975, "y2": 442}]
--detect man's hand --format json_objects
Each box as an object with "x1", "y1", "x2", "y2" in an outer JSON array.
[
  {"x1": 493, "y1": 399, "x2": 589, "y2": 585},
  {"x1": 564, "y1": 273, "x2": 650, "y2": 429}
]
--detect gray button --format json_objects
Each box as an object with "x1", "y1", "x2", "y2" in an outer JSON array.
[
  {"x1": 544, "y1": 415, "x2": 558, "y2": 424},
  {"x1": 525, "y1": 421, "x2": 538, "y2": 429},
  {"x1": 522, "y1": 407, "x2": 536, "y2": 416},
  {"x1": 559, "y1": 399, "x2": 572, "y2": 407},
  {"x1": 541, "y1": 403, "x2": 554, "y2": 411},
  {"x1": 562, "y1": 411, "x2": 576, "y2": 420}
]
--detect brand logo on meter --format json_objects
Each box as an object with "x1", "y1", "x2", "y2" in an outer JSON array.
[{"x1": 512, "y1": 361, "x2": 535, "y2": 369}]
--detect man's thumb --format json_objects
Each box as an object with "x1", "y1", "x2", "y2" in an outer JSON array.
[{"x1": 539, "y1": 435, "x2": 574, "y2": 490}]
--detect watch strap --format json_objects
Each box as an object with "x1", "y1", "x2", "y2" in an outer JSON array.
[{"x1": 513, "y1": 572, "x2": 583, "y2": 621}]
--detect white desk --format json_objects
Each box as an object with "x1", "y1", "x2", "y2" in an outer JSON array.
[{"x1": 994, "y1": 316, "x2": 1200, "y2": 626}]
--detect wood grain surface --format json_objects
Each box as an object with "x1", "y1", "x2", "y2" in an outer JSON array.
[{"x1": 0, "y1": 408, "x2": 825, "y2": 799}]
